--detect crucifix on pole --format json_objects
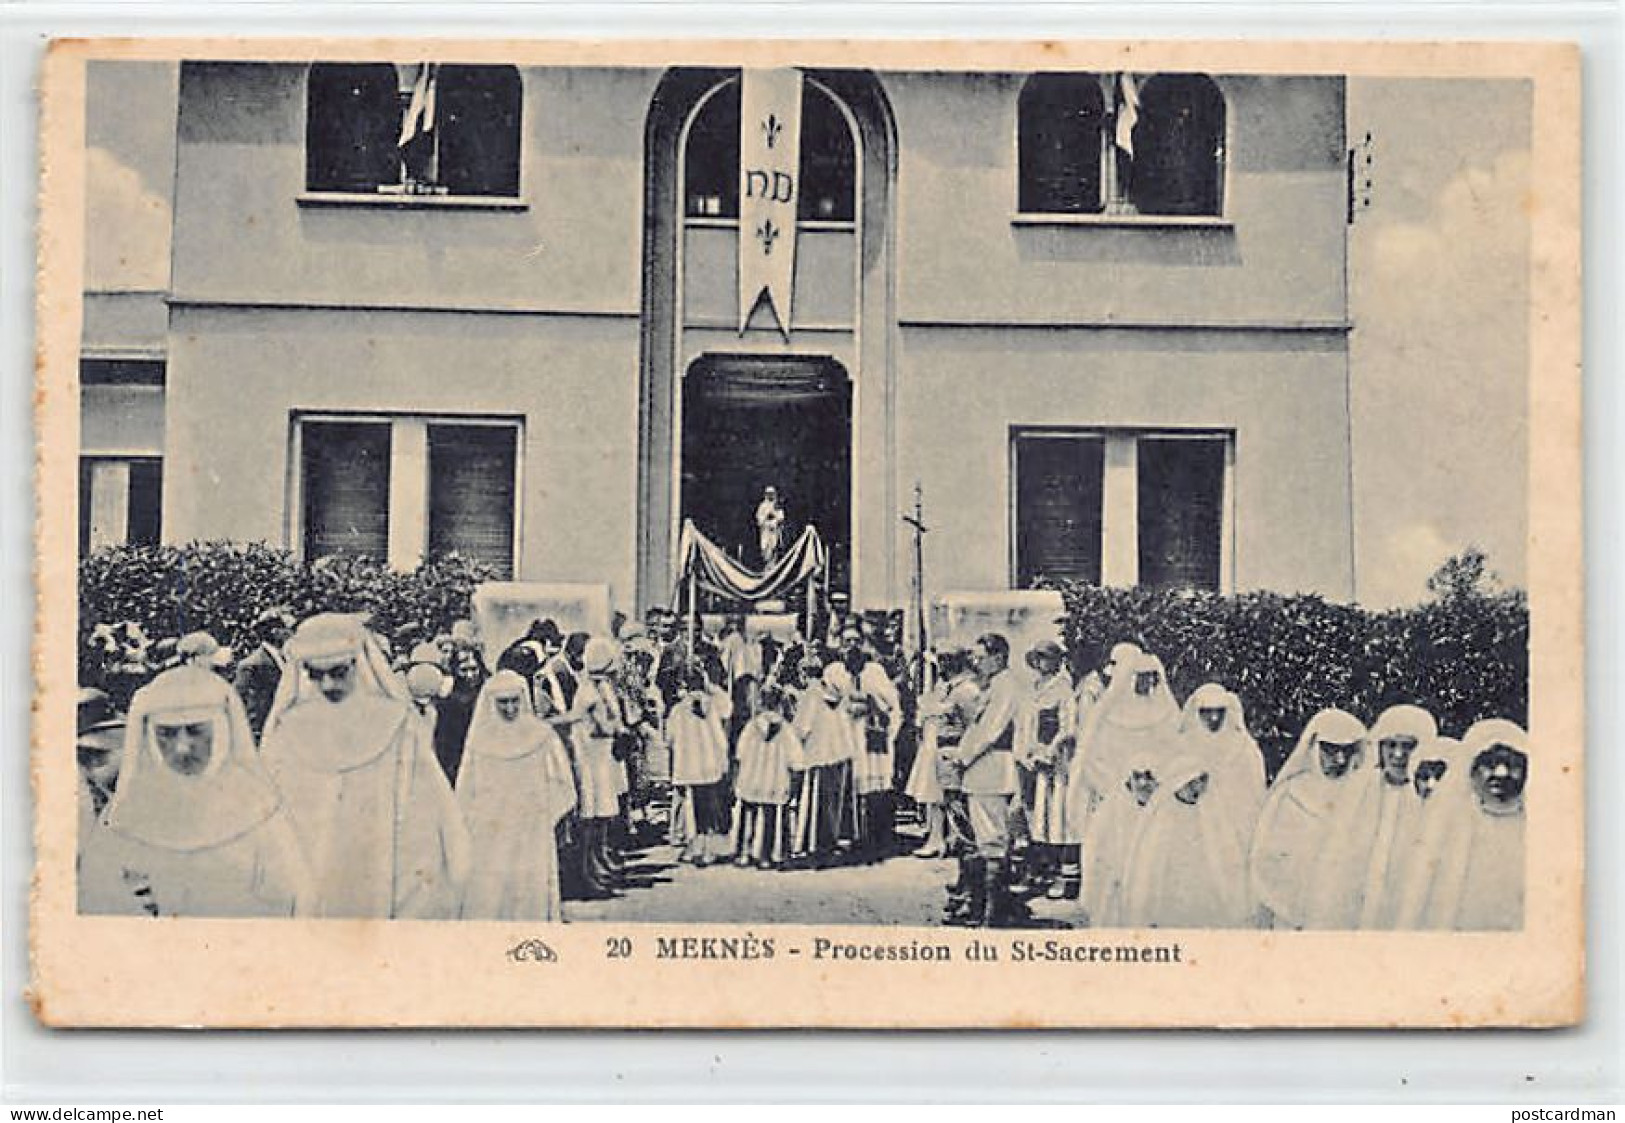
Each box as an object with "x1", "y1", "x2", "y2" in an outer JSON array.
[{"x1": 901, "y1": 480, "x2": 929, "y2": 693}]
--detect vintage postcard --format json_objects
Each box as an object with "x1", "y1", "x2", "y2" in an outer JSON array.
[{"x1": 31, "y1": 38, "x2": 1582, "y2": 1028}]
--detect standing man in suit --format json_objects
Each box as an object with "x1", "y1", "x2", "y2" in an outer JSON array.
[{"x1": 232, "y1": 606, "x2": 294, "y2": 741}]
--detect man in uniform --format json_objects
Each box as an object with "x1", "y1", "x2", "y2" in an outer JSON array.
[{"x1": 945, "y1": 632, "x2": 1023, "y2": 927}]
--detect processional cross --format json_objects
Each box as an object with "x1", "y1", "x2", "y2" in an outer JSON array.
[{"x1": 902, "y1": 480, "x2": 930, "y2": 692}]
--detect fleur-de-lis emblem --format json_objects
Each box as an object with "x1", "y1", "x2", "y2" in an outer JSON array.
[
  {"x1": 756, "y1": 218, "x2": 780, "y2": 254},
  {"x1": 761, "y1": 113, "x2": 782, "y2": 149}
]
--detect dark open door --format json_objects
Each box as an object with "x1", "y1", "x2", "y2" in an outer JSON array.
[{"x1": 681, "y1": 354, "x2": 852, "y2": 600}]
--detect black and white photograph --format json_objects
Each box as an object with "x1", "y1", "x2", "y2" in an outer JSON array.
[{"x1": 32, "y1": 38, "x2": 1582, "y2": 1029}]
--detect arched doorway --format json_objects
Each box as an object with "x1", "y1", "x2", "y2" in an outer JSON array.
[{"x1": 637, "y1": 68, "x2": 895, "y2": 613}]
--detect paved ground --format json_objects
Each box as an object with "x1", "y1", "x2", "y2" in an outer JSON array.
[{"x1": 565, "y1": 821, "x2": 1081, "y2": 928}]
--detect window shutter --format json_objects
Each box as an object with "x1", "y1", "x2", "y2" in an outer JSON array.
[
  {"x1": 126, "y1": 459, "x2": 163, "y2": 547},
  {"x1": 1136, "y1": 437, "x2": 1224, "y2": 590},
  {"x1": 428, "y1": 424, "x2": 516, "y2": 578},
  {"x1": 306, "y1": 63, "x2": 401, "y2": 193},
  {"x1": 1018, "y1": 75, "x2": 1106, "y2": 215},
  {"x1": 1130, "y1": 74, "x2": 1225, "y2": 217},
  {"x1": 78, "y1": 459, "x2": 93, "y2": 558},
  {"x1": 436, "y1": 65, "x2": 522, "y2": 198},
  {"x1": 302, "y1": 421, "x2": 391, "y2": 562},
  {"x1": 1015, "y1": 434, "x2": 1104, "y2": 586}
]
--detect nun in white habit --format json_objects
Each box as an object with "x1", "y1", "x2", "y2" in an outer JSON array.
[
  {"x1": 1247, "y1": 707, "x2": 1367, "y2": 930},
  {"x1": 1396, "y1": 718, "x2": 1528, "y2": 931},
  {"x1": 455, "y1": 670, "x2": 577, "y2": 921},
  {"x1": 79, "y1": 663, "x2": 310, "y2": 918},
  {"x1": 260, "y1": 614, "x2": 471, "y2": 919},
  {"x1": 1121, "y1": 684, "x2": 1263, "y2": 929},
  {"x1": 1073, "y1": 649, "x2": 1181, "y2": 928}
]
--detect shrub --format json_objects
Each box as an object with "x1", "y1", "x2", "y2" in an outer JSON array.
[
  {"x1": 1050, "y1": 551, "x2": 1527, "y2": 778},
  {"x1": 78, "y1": 541, "x2": 495, "y2": 709}
]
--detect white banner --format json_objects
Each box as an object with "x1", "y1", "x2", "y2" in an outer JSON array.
[{"x1": 737, "y1": 67, "x2": 803, "y2": 337}]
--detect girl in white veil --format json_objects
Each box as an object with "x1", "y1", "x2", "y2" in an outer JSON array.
[
  {"x1": 1063, "y1": 641, "x2": 1142, "y2": 843},
  {"x1": 456, "y1": 670, "x2": 576, "y2": 921},
  {"x1": 1395, "y1": 718, "x2": 1527, "y2": 931},
  {"x1": 1248, "y1": 707, "x2": 1367, "y2": 929},
  {"x1": 1343, "y1": 703, "x2": 1439, "y2": 929},
  {"x1": 1073, "y1": 649, "x2": 1180, "y2": 927},
  {"x1": 1121, "y1": 684, "x2": 1263, "y2": 929}
]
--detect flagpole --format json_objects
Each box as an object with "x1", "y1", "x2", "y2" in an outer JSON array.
[{"x1": 428, "y1": 63, "x2": 441, "y2": 190}]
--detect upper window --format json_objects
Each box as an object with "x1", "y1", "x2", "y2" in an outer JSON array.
[
  {"x1": 683, "y1": 77, "x2": 856, "y2": 222},
  {"x1": 305, "y1": 63, "x2": 522, "y2": 198},
  {"x1": 1017, "y1": 72, "x2": 1225, "y2": 218}
]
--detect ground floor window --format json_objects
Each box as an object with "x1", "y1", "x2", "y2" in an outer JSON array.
[
  {"x1": 79, "y1": 457, "x2": 162, "y2": 556},
  {"x1": 295, "y1": 415, "x2": 520, "y2": 578},
  {"x1": 1011, "y1": 428, "x2": 1232, "y2": 592},
  {"x1": 1013, "y1": 433, "x2": 1105, "y2": 587}
]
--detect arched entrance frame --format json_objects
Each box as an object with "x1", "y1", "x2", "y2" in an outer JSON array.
[{"x1": 637, "y1": 68, "x2": 897, "y2": 614}]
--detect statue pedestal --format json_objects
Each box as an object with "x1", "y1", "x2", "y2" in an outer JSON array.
[{"x1": 698, "y1": 611, "x2": 801, "y2": 640}]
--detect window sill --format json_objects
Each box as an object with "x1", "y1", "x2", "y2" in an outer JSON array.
[
  {"x1": 1012, "y1": 212, "x2": 1232, "y2": 230},
  {"x1": 297, "y1": 191, "x2": 529, "y2": 212}
]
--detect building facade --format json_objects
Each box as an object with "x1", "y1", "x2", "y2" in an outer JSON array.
[{"x1": 83, "y1": 61, "x2": 1355, "y2": 615}]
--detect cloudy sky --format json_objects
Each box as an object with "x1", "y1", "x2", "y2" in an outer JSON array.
[
  {"x1": 83, "y1": 61, "x2": 177, "y2": 293},
  {"x1": 1347, "y1": 77, "x2": 1531, "y2": 607},
  {"x1": 83, "y1": 66, "x2": 1532, "y2": 609}
]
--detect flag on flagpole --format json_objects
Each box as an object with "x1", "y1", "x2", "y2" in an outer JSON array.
[
  {"x1": 1114, "y1": 72, "x2": 1140, "y2": 158},
  {"x1": 399, "y1": 63, "x2": 438, "y2": 149}
]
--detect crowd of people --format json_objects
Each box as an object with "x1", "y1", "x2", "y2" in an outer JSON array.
[{"x1": 72, "y1": 603, "x2": 1528, "y2": 932}]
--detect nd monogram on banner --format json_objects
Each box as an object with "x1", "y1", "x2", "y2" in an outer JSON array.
[{"x1": 738, "y1": 68, "x2": 804, "y2": 338}]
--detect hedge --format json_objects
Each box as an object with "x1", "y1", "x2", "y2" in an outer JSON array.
[
  {"x1": 79, "y1": 542, "x2": 494, "y2": 709},
  {"x1": 79, "y1": 542, "x2": 1528, "y2": 780},
  {"x1": 1051, "y1": 552, "x2": 1528, "y2": 778}
]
